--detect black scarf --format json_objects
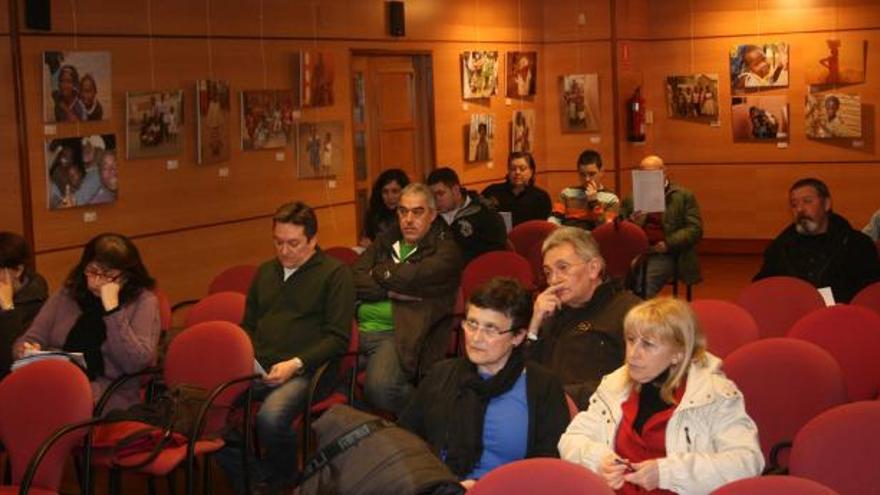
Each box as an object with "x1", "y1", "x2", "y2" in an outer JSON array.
[
  {"x1": 445, "y1": 348, "x2": 526, "y2": 477},
  {"x1": 63, "y1": 292, "x2": 107, "y2": 380},
  {"x1": 633, "y1": 369, "x2": 672, "y2": 435}
]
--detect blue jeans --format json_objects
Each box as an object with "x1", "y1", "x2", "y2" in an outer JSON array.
[
  {"x1": 216, "y1": 376, "x2": 310, "y2": 493},
  {"x1": 359, "y1": 330, "x2": 413, "y2": 414}
]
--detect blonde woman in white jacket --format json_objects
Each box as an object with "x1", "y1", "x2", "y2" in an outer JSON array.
[{"x1": 558, "y1": 298, "x2": 763, "y2": 494}]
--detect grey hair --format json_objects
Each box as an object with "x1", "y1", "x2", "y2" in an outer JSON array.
[
  {"x1": 400, "y1": 183, "x2": 437, "y2": 211},
  {"x1": 542, "y1": 226, "x2": 605, "y2": 272}
]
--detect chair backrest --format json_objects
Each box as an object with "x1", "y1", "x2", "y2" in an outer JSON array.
[
  {"x1": 691, "y1": 299, "x2": 759, "y2": 358},
  {"x1": 0, "y1": 360, "x2": 93, "y2": 489},
  {"x1": 207, "y1": 264, "x2": 258, "y2": 295},
  {"x1": 564, "y1": 394, "x2": 579, "y2": 420},
  {"x1": 507, "y1": 220, "x2": 558, "y2": 287},
  {"x1": 462, "y1": 251, "x2": 534, "y2": 302},
  {"x1": 723, "y1": 338, "x2": 847, "y2": 466},
  {"x1": 324, "y1": 246, "x2": 360, "y2": 266},
  {"x1": 790, "y1": 401, "x2": 880, "y2": 495},
  {"x1": 591, "y1": 220, "x2": 649, "y2": 280},
  {"x1": 468, "y1": 458, "x2": 615, "y2": 495},
  {"x1": 710, "y1": 475, "x2": 839, "y2": 495},
  {"x1": 852, "y1": 281, "x2": 880, "y2": 315},
  {"x1": 164, "y1": 321, "x2": 255, "y2": 434},
  {"x1": 736, "y1": 276, "x2": 825, "y2": 338},
  {"x1": 153, "y1": 288, "x2": 173, "y2": 332},
  {"x1": 788, "y1": 304, "x2": 880, "y2": 401},
  {"x1": 183, "y1": 291, "x2": 247, "y2": 329}
]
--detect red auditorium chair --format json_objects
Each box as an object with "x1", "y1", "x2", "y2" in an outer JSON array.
[
  {"x1": 508, "y1": 220, "x2": 558, "y2": 287},
  {"x1": 206, "y1": 264, "x2": 258, "y2": 295},
  {"x1": 710, "y1": 475, "x2": 839, "y2": 494},
  {"x1": 852, "y1": 281, "x2": 880, "y2": 315},
  {"x1": 468, "y1": 458, "x2": 614, "y2": 495},
  {"x1": 462, "y1": 251, "x2": 535, "y2": 300},
  {"x1": 790, "y1": 401, "x2": 880, "y2": 495},
  {"x1": 736, "y1": 276, "x2": 825, "y2": 338},
  {"x1": 788, "y1": 304, "x2": 880, "y2": 401},
  {"x1": 324, "y1": 246, "x2": 360, "y2": 265},
  {"x1": 691, "y1": 299, "x2": 759, "y2": 358},
  {"x1": 0, "y1": 360, "x2": 95, "y2": 495},
  {"x1": 591, "y1": 219, "x2": 648, "y2": 281},
  {"x1": 182, "y1": 291, "x2": 247, "y2": 328},
  {"x1": 565, "y1": 394, "x2": 579, "y2": 420},
  {"x1": 723, "y1": 338, "x2": 847, "y2": 471},
  {"x1": 154, "y1": 289, "x2": 173, "y2": 332}
]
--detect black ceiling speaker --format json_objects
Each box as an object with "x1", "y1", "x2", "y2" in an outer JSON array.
[
  {"x1": 25, "y1": 0, "x2": 52, "y2": 31},
  {"x1": 389, "y1": 1, "x2": 405, "y2": 37}
]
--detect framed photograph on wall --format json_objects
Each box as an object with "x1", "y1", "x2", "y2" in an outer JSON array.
[
  {"x1": 302, "y1": 50, "x2": 334, "y2": 107},
  {"x1": 126, "y1": 90, "x2": 183, "y2": 160},
  {"x1": 805, "y1": 39, "x2": 866, "y2": 86},
  {"x1": 511, "y1": 109, "x2": 535, "y2": 153},
  {"x1": 665, "y1": 74, "x2": 719, "y2": 120},
  {"x1": 196, "y1": 79, "x2": 231, "y2": 165},
  {"x1": 506, "y1": 51, "x2": 537, "y2": 98},
  {"x1": 806, "y1": 92, "x2": 861, "y2": 139},
  {"x1": 241, "y1": 90, "x2": 297, "y2": 150},
  {"x1": 729, "y1": 43, "x2": 789, "y2": 93},
  {"x1": 461, "y1": 51, "x2": 499, "y2": 99},
  {"x1": 560, "y1": 74, "x2": 600, "y2": 132},
  {"x1": 42, "y1": 51, "x2": 112, "y2": 123},
  {"x1": 45, "y1": 134, "x2": 118, "y2": 209},
  {"x1": 466, "y1": 114, "x2": 494, "y2": 162},
  {"x1": 297, "y1": 121, "x2": 344, "y2": 178},
  {"x1": 731, "y1": 95, "x2": 789, "y2": 141}
]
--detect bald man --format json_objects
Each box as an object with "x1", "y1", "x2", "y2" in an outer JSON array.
[{"x1": 619, "y1": 155, "x2": 703, "y2": 297}]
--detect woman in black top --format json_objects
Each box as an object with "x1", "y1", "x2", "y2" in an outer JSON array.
[
  {"x1": 360, "y1": 168, "x2": 410, "y2": 247},
  {"x1": 0, "y1": 232, "x2": 48, "y2": 375},
  {"x1": 482, "y1": 151, "x2": 552, "y2": 226}
]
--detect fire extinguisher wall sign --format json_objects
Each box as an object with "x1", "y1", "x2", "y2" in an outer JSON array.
[{"x1": 627, "y1": 87, "x2": 646, "y2": 142}]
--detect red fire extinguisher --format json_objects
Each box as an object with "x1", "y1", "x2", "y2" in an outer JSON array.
[{"x1": 627, "y1": 87, "x2": 646, "y2": 142}]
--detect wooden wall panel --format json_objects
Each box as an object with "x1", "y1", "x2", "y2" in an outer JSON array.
[
  {"x1": 0, "y1": 37, "x2": 23, "y2": 235},
  {"x1": 542, "y1": 0, "x2": 612, "y2": 42}
]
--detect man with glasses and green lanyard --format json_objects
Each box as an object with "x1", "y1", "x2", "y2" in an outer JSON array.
[{"x1": 353, "y1": 183, "x2": 463, "y2": 414}]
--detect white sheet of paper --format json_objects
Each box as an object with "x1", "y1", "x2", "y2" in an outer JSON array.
[
  {"x1": 254, "y1": 359, "x2": 267, "y2": 377},
  {"x1": 818, "y1": 287, "x2": 836, "y2": 307},
  {"x1": 632, "y1": 170, "x2": 666, "y2": 213},
  {"x1": 499, "y1": 212, "x2": 513, "y2": 233}
]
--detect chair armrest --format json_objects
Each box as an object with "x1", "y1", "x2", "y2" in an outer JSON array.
[
  {"x1": 170, "y1": 299, "x2": 199, "y2": 314},
  {"x1": 94, "y1": 367, "x2": 162, "y2": 416},
  {"x1": 187, "y1": 373, "x2": 262, "y2": 458},
  {"x1": 18, "y1": 417, "x2": 105, "y2": 495}
]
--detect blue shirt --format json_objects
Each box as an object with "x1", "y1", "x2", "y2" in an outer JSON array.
[{"x1": 465, "y1": 371, "x2": 529, "y2": 479}]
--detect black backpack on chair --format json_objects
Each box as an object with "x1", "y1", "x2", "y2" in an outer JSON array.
[{"x1": 295, "y1": 405, "x2": 464, "y2": 495}]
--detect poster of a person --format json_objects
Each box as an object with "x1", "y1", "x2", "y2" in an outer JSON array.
[
  {"x1": 45, "y1": 134, "x2": 118, "y2": 210},
  {"x1": 805, "y1": 93, "x2": 861, "y2": 139},
  {"x1": 297, "y1": 121, "x2": 344, "y2": 178},
  {"x1": 42, "y1": 51, "x2": 112, "y2": 123},
  {"x1": 506, "y1": 52, "x2": 537, "y2": 98},
  {"x1": 730, "y1": 43, "x2": 789, "y2": 92}
]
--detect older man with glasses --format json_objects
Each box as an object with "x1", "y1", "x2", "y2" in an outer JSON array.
[
  {"x1": 353, "y1": 182, "x2": 463, "y2": 414},
  {"x1": 527, "y1": 226, "x2": 641, "y2": 408}
]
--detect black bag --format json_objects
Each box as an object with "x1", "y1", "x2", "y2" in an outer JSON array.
[{"x1": 295, "y1": 405, "x2": 464, "y2": 495}]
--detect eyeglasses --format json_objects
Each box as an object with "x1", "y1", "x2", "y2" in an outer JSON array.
[
  {"x1": 84, "y1": 265, "x2": 123, "y2": 282},
  {"x1": 542, "y1": 260, "x2": 588, "y2": 282},
  {"x1": 462, "y1": 319, "x2": 516, "y2": 339}
]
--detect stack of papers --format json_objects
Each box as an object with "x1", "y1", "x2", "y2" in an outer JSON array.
[{"x1": 11, "y1": 349, "x2": 87, "y2": 372}]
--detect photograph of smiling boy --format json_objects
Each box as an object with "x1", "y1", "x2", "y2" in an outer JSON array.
[
  {"x1": 730, "y1": 43, "x2": 789, "y2": 92},
  {"x1": 45, "y1": 134, "x2": 118, "y2": 210},
  {"x1": 805, "y1": 93, "x2": 861, "y2": 139},
  {"x1": 43, "y1": 51, "x2": 112, "y2": 123}
]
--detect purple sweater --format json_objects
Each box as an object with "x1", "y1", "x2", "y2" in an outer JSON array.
[{"x1": 16, "y1": 288, "x2": 161, "y2": 412}]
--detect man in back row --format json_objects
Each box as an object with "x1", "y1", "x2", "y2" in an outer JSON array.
[{"x1": 755, "y1": 177, "x2": 880, "y2": 303}]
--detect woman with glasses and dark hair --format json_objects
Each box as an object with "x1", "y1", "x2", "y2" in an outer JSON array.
[
  {"x1": 481, "y1": 151, "x2": 552, "y2": 227},
  {"x1": 15, "y1": 233, "x2": 160, "y2": 411},
  {"x1": 360, "y1": 168, "x2": 411, "y2": 247},
  {"x1": 0, "y1": 232, "x2": 48, "y2": 376},
  {"x1": 398, "y1": 277, "x2": 569, "y2": 490}
]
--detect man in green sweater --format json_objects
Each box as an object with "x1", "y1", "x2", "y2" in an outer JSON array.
[{"x1": 220, "y1": 201, "x2": 354, "y2": 495}]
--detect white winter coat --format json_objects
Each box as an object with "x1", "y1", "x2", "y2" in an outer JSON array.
[{"x1": 558, "y1": 354, "x2": 764, "y2": 494}]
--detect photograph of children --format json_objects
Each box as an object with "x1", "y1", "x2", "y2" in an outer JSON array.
[
  {"x1": 805, "y1": 39, "x2": 866, "y2": 86},
  {"x1": 560, "y1": 74, "x2": 600, "y2": 132},
  {"x1": 45, "y1": 134, "x2": 118, "y2": 209},
  {"x1": 196, "y1": 79, "x2": 231, "y2": 165},
  {"x1": 297, "y1": 121, "x2": 344, "y2": 178},
  {"x1": 241, "y1": 90, "x2": 297, "y2": 150},
  {"x1": 805, "y1": 93, "x2": 861, "y2": 139},
  {"x1": 731, "y1": 95, "x2": 789, "y2": 141},
  {"x1": 302, "y1": 50, "x2": 334, "y2": 107},
  {"x1": 506, "y1": 52, "x2": 537, "y2": 98},
  {"x1": 729, "y1": 43, "x2": 789, "y2": 92},
  {"x1": 42, "y1": 51, "x2": 112, "y2": 123},
  {"x1": 467, "y1": 114, "x2": 495, "y2": 162},
  {"x1": 665, "y1": 74, "x2": 719, "y2": 120},
  {"x1": 511, "y1": 109, "x2": 535, "y2": 153},
  {"x1": 461, "y1": 51, "x2": 500, "y2": 99},
  {"x1": 126, "y1": 90, "x2": 183, "y2": 160}
]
